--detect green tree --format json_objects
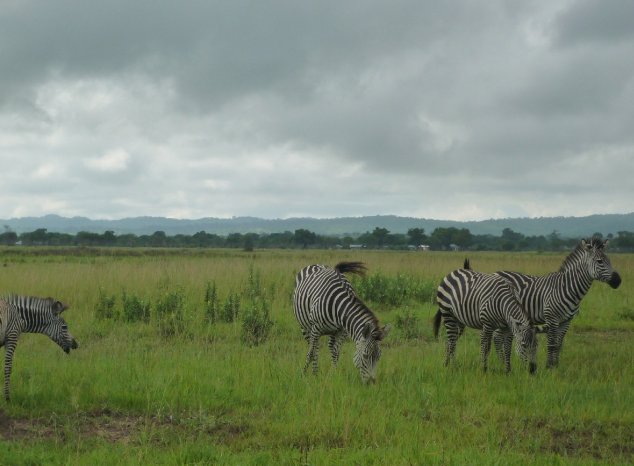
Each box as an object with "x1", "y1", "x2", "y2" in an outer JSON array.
[
  {"x1": 407, "y1": 228, "x2": 426, "y2": 246},
  {"x1": 294, "y1": 229, "x2": 317, "y2": 248}
]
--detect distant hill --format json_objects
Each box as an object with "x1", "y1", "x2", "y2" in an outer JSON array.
[{"x1": 2, "y1": 213, "x2": 634, "y2": 238}]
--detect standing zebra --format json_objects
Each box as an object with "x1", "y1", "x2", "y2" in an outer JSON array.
[
  {"x1": 493, "y1": 237, "x2": 621, "y2": 368},
  {"x1": 435, "y1": 261, "x2": 538, "y2": 373},
  {"x1": 0, "y1": 295, "x2": 79, "y2": 401},
  {"x1": 293, "y1": 262, "x2": 390, "y2": 384}
]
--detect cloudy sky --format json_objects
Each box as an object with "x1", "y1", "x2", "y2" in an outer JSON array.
[{"x1": 1, "y1": 0, "x2": 633, "y2": 221}]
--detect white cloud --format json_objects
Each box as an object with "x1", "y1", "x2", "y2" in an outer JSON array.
[
  {"x1": 0, "y1": 0, "x2": 633, "y2": 221},
  {"x1": 85, "y1": 149, "x2": 130, "y2": 173}
]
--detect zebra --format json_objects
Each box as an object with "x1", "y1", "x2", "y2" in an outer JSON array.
[
  {"x1": 434, "y1": 259, "x2": 538, "y2": 373},
  {"x1": 0, "y1": 295, "x2": 79, "y2": 401},
  {"x1": 293, "y1": 261, "x2": 391, "y2": 384},
  {"x1": 492, "y1": 237, "x2": 621, "y2": 369}
]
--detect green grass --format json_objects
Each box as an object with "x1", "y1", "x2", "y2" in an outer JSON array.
[{"x1": 0, "y1": 248, "x2": 632, "y2": 465}]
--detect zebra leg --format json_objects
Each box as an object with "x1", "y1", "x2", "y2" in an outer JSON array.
[
  {"x1": 3, "y1": 334, "x2": 18, "y2": 401},
  {"x1": 480, "y1": 327, "x2": 494, "y2": 373},
  {"x1": 328, "y1": 331, "x2": 346, "y2": 367},
  {"x1": 548, "y1": 320, "x2": 571, "y2": 368},
  {"x1": 443, "y1": 319, "x2": 463, "y2": 367},
  {"x1": 303, "y1": 327, "x2": 320, "y2": 375},
  {"x1": 494, "y1": 329, "x2": 513, "y2": 373}
]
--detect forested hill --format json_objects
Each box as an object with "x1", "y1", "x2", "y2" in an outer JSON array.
[{"x1": 2, "y1": 213, "x2": 634, "y2": 238}]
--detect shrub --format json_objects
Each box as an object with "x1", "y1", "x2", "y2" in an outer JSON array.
[
  {"x1": 394, "y1": 307, "x2": 422, "y2": 340},
  {"x1": 354, "y1": 272, "x2": 436, "y2": 307},
  {"x1": 95, "y1": 289, "x2": 117, "y2": 320},
  {"x1": 204, "y1": 281, "x2": 218, "y2": 324},
  {"x1": 154, "y1": 287, "x2": 186, "y2": 337},
  {"x1": 220, "y1": 292, "x2": 240, "y2": 323},
  {"x1": 241, "y1": 297, "x2": 274, "y2": 347},
  {"x1": 121, "y1": 291, "x2": 151, "y2": 323}
]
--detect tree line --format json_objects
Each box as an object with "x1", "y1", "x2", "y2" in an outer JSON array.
[{"x1": 2, "y1": 226, "x2": 634, "y2": 251}]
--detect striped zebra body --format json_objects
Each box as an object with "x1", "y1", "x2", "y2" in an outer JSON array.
[
  {"x1": 435, "y1": 267, "x2": 537, "y2": 373},
  {"x1": 0, "y1": 295, "x2": 79, "y2": 401},
  {"x1": 293, "y1": 262, "x2": 390, "y2": 383},
  {"x1": 494, "y1": 238, "x2": 621, "y2": 368}
]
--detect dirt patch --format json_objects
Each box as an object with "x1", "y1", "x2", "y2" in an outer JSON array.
[
  {"x1": 501, "y1": 417, "x2": 634, "y2": 461},
  {"x1": 0, "y1": 408, "x2": 250, "y2": 445}
]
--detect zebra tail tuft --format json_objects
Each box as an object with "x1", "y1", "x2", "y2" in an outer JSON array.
[
  {"x1": 335, "y1": 261, "x2": 367, "y2": 276},
  {"x1": 433, "y1": 310, "x2": 443, "y2": 339}
]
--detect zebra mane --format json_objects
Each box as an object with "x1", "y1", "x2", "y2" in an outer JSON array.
[
  {"x1": 334, "y1": 261, "x2": 367, "y2": 276},
  {"x1": 559, "y1": 237, "x2": 605, "y2": 272},
  {"x1": 4, "y1": 294, "x2": 63, "y2": 313}
]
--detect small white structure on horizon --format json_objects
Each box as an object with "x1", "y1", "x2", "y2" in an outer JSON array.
[{"x1": 417, "y1": 244, "x2": 430, "y2": 251}]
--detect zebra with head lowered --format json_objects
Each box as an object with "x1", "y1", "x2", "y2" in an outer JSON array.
[
  {"x1": 493, "y1": 237, "x2": 621, "y2": 369},
  {"x1": 0, "y1": 295, "x2": 79, "y2": 401},
  {"x1": 434, "y1": 259, "x2": 538, "y2": 373},
  {"x1": 293, "y1": 261, "x2": 391, "y2": 384}
]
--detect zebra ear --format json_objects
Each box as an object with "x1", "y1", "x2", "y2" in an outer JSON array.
[
  {"x1": 53, "y1": 300, "x2": 68, "y2": 315},
  {"x1": 381, "y1": 324, "x2": 391, "y2": 339}
]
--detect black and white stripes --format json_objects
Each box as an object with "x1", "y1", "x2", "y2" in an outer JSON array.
[
  {"x1": 0, "y1": 295, "x2": 79, "y2": 401},
  {"x1": 293, "y1": 262, "x2": 390, "y2": 383},
  {"x1": 435, "y1": 262, "x2": 538, "y2": 373},
  {"x1": 494, "y1": 238, "x2": 621, "y2": 368}
]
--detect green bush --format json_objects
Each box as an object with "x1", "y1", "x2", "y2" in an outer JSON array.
[
  {"x1": 354, "y1": 272, "x2": 436, "y2": 307},
  {"x1": 241, "y1": 297, "x2": 273, "y2": 347},
  {"x1": 121, "y1": 291, "x2": 151, "y2": 323},
  {"x1": 94, "y1": 289, "x2": 117, "y2": 320},
  {"x1": 204, "y1": 281, "x2": 218, "y2": 324},
  {"x1": 394, "y1": 307, "x2": 422, "y2": 340},
  {"x1": 220, "y1": 292, "x2": 240, "y2": 323},
  {"x1": 154, "y1": 287, "x2": 186, "y2": 337}
]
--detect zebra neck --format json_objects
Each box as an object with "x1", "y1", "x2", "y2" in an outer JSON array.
[
  {"x1": 18, "y1": 308, "x2": 52, "y2": 333},
  {"x1": 341, "y1": 302, "x2": 377, "y2": 342},
  {"x1": 555, "y1": 266, "x2": 593, "y2": 303}
]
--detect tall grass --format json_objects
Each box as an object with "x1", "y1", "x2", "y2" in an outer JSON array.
[{"x1": 0, "y1": 248, "x2": 632, "y2": 464}]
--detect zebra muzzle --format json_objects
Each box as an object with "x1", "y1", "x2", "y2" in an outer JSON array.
[{"x1": 608, "y1": 272, "x2": 621, "y2": 289}]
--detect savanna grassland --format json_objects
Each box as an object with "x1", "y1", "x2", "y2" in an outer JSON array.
[{"x1": 0, "y1": 247, "x2": 632, "y2": 465}]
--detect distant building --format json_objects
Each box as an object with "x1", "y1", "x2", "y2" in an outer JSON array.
[{"x1": 417, "y1": 244, "x2": 430, "y2": 251}]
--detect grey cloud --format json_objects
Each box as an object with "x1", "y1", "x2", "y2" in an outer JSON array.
[{"x1": 554, "y1": 0, "x2": 634, "y2": 46}]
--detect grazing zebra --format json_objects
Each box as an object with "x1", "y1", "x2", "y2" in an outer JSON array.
[
  {"x1": 434, "y1": 260, "x2": 538, "y2": 373},
  {"x1": 0, "y1": 295, "x2": 79, "y2": 401},
  {"x1": 293, "y1": 261, "x2": 391, "y2": 384},
  {"x1": 493, "y1": 237, "x2": 621, "y2": 368}
]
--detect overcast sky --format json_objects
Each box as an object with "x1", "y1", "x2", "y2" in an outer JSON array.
[{"x1": 1, "y1": 0, "x2": 633, "y2": 221}]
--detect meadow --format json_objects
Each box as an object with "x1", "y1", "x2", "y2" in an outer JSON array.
[{"x1": 0, "y1": 247, "x2": 632, "y2": 465}]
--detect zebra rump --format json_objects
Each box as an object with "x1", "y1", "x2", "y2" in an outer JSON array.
[{"x1": 435, "y1": 262, "x2": 537, "y2": 373}]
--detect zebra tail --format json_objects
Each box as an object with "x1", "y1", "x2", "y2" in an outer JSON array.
[
  {"x1": 433, "y1": 309, "x2": 443, "y2": 339},
  {"x1": 335, "y1": 261, "x2": 367, "y2": 276}
]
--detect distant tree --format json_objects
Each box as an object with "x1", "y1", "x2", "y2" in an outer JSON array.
[
  {"x1": 0, "y1": 230, "x2": 18, "y2": 245},
  {"x1": 371, "y1": 227, "x2": 390, "y2": 247},
  {"x1": 294, "y1": 229, "x2": 317, "y2": 248},
  {"x1": 615, "y1": 231, "x2": 634, "y2": 249},
  {"x1": 243, "y1": 233, "x2": 258, "y2": 251},
  {"x1": 407, "y1": 228, "x2": 426, "y2": 246},
  {"x1": 149, "y1": 231, "x2": 167, "y2": 247}
]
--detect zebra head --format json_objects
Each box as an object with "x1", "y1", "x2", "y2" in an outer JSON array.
[
  {"x1": 44, "y1": 299, "x2": 79, "y2": 354},
  {"x1": 354, "y1": 323, "x2": 391, "y2": 384},
  {"x1": 510, "y1": 318, "x2": 538, "y2": 374},
  {"x1": 581, "y1": 238, "x2": 621, "y2": 289}
]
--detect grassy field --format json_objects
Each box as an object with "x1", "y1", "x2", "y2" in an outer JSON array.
[{"x1": 0, "y1": 247, "x2": 632, "y2": 465}]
